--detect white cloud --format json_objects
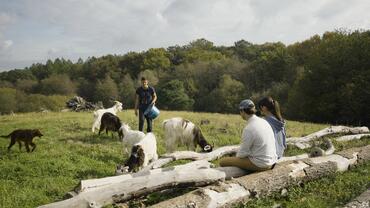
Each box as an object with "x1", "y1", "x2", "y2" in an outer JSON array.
[
  {"x1": 1, "y1": 40, "x2": 13, "y2": 49},
  {"x1": 0, "y1": 0, "x2": 370, "y2": 70}
]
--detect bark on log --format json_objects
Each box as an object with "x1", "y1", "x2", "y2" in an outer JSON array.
[
  {"x1": 79, "y1": 160, "x2": 212, "y2": 193},
  {"x1": 40, "y1": 145, "x2": 369, "y2": 208},
  {"x1": 278, "y1": 139, "x2": 335, "y2": 163},
  {"x1": 39, "y1": 161, "x2": 225, "y2": 208},
  {"x1": 161, "y1": 145, "x2": 240, "y2": 161},
  {"x1": 335, "y1": 134, "x2": 370, "y2": 142},
  {"x1": 123, "y1": 145, "x2": 239, "y2": 174},
  {"x1": 342, "y1": 188, "x2": 370, "y2": 208},
  {"x1": 85, "y1": 141, "x2": 335, "y2": 193},
  {"x1": 150, "y1": 145, "x2": 369, "y2": 208},
  {"x1": 287, "y1": 126, "x2": 369, "y2": 149},
  {"x1": 82, "y1": 145, "x2": 240, "y2": 192}
]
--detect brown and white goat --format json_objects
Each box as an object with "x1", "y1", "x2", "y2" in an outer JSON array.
[
  {"x1": 124, "y1": 133, "x2": 158, "y2": 172},
  {"x1": 163, "y1": 117, "x2": 213, "y2": 153}
]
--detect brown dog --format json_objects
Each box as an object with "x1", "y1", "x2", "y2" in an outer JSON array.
[{"x1": 1, "y1": 129, "x2": 43, "y2": 152}]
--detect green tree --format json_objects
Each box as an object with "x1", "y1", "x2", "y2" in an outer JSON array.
[
  {"x1": 0, "y1": 88, "x2": 17, "y2": 114},
  {"x1": 15, "y1": 79, "x2": 37, "y2": 93},
  {"x1": 157, "y1": 80, "x2": 194, "y2": 110},
  {"x1": 207, "y1": 75, "x2": 246, "y2": 113},
  {"x1": 118, "y1": 74, "x2": 136, "y2": 108},
  {"x1": 94, "y1": 76, "x2": 119, "y2": 107},
  {"x1": 38, "y1": 74, "x2": 76, "y2": 95}
]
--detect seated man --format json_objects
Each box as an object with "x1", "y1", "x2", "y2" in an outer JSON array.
[{"x1": 219, "y1": 99, "x2": 277, "y2": 171}]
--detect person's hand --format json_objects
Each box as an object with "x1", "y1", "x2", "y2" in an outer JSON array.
[
  {"x1": 135, "y1": 109, "x2": 138, "y2": 116},
  {"x1": 151, "y1": 101, "x2": 156, "y2": 105}
]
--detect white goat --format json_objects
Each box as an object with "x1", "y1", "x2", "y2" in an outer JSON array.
[
  {"x1": 163, "y1": 117, "x2": 213, "y2": 153},
  {"x1": 124, "y1": 133, "x2": 158, "y2": 172},
  {"x1": 119, "y1": 123, "x2": 145, "y2": 154},
  {"x1": 92, "y1": 101, "x2": 123, "y2": 133}
]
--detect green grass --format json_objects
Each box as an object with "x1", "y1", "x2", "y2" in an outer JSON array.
[{"x1": 0, "y1": 111, "x2": 367, "y2": 208}]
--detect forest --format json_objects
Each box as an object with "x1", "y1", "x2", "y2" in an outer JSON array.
[{"x1": 0, "y1": 29, "x2": 369, "y2": 126}]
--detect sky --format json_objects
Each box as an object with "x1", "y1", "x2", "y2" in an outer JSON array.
[{"x1": 0, "y1": 0, "x2": 369, "y2": 71}]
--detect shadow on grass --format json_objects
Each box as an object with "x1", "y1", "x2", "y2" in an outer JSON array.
[
  {"x1": 60, "y1": 133, "x2": 121, "y2": 145},
  {"x1": 75, "y1": 169, "x2": 110, "y2": 179},
  {"x1": 95, "y1": 153, "x2": 122, "y2": 164}
]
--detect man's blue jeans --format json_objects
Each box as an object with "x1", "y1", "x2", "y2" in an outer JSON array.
[{"x1": 139, "y1": 106, "x2": 152, "y2": 132}]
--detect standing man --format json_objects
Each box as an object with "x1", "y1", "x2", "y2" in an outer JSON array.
[{"x1": 135, "y1": 77, "x2": 157, "y2": 132}]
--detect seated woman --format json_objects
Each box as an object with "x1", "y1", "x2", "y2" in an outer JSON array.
[
  {"x1": 258, "y1": 97, "x2": 286, "y2": 159},
  {"x1": 219, "y1": 99, "x2": 277, "y2": 171}
]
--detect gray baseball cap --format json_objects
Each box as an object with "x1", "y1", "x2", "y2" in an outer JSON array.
[{"x1": 239, "y1": 99, "x2": 255, "y2": 110}]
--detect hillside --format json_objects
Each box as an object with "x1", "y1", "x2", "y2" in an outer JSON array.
[{"x1": 0, "y1": 111, "x2": 369, "y2": 208}]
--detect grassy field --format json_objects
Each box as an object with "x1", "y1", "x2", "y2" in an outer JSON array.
[{"x1": 0, "y1": 110, "x2": 369, "y2": 208}]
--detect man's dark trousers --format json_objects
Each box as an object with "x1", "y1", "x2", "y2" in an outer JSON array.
[{"x1": 139, "y1": 105, "x2": 152, "y2": 132}]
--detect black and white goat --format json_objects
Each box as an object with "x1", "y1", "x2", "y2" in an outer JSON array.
[
  {"x1": 124, "y1": 133, "x2": 158, "y2": 172},
  {"x1": 99, "y1": 112, "x2": 123, "y2": 138},
  {"x1": 92, "y1": 101, "x2": 123, "y2": 133},
  {"x1": 163, "y1": 117, "x2": 213, "y2": 153}
]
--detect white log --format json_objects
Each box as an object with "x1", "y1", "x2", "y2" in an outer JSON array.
[
  {"x1": 342, "y1": 188, "x2": 370, "y2": 208},
  {"x1": 81, "y1": 145, "x2": 240, "y2": 193},
  {"x1": 150, "y1": 146, "x2": 368, "y2": 208},
  {"x1": 162, "y1": 145, "x2": 240, "y2": 161},
  {"x1": 279, "y1": 139, "x2": 335, "y2": 163},
  {"x1": 137, "y1": 145, "x2": 239, "y2": 173},
  {"x1": 79, "y1": 160, "x2": 212, "y2": 193},
  {"x1": 202, "y1": 183, "x2": 250, "y2": 208},
  {"x1": 287, "y1": 126, "x2": 369, "y2": 149},
  {"x1": 39, "y1": 164, "x2": 226, "y2": 208},
  {"x1": 335, "y1": 134, "x2": 370, "y2": 142}
]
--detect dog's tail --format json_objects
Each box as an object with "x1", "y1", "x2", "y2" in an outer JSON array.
[{"x1": 0, "y1": 133, "x2": 11, "y2": 138}]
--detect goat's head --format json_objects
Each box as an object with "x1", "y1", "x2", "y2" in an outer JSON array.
[
  {"x1": 114, "y1": 101, "x2": 123, "y2": 112},
  {"x1": 119, "y1": 123, "x2": 131, "y2": 137},
  {"x1": 124, "y1": 145, "x2": 145, "y2": 172},
  {"x1": 193, "y1": 127, "x2": 213, "y2": 152}
]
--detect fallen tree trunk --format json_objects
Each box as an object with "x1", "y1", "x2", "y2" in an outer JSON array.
[
  {"x1": 287, "y1": 126, "x2": 369, "y2": 149},
  {"x1": 40, "y1": 145, "x2": 370, "y2": 208},
  {"x1": 39, "y1": 161, "x2": 225, "y2": 208},
  {"x1": 117, "y1": 145, "x2": 239, "y2": 175},
  {"x1": 161, "y1": 145, "x2": 240, "y2": 161},
  {"x1": 95, "y1": 141, "x2": 334, "y2": 192},
  {"x1": 279, "y1": 139, "x2": 335, "y2": 163},
  {"x1": 342, "y1": 188, "x2": 370, "y2": 208},
  {"x1": 150, "y1": 145, "x2": 370, "y2": 208},
  {"x1": 335, "y1": 134, "x2": 370, "y2": 142},
  {"x1": 79, "y1": 160, "x2": 212, "y2": 193}
]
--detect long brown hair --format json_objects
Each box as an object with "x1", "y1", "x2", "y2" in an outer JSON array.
[{"x1": 258, "y1": 97, "x2": 283, "y2": 121}]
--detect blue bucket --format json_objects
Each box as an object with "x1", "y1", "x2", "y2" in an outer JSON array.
[{"x1": 144, "y1": 104, "x2": 160, "y2": 119}]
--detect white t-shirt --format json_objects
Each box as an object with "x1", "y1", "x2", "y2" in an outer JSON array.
[{"x1": 236, "y1": 115, "x2": 278, "y2": 168}]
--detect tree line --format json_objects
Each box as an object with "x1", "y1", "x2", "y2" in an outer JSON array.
[{"x1": 0, "y1": 29, "x2": 369, "y2": 126}]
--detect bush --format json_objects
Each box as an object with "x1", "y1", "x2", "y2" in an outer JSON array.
[{"x1": 0, "y1": 88, "x2": 17, "y2": 114}]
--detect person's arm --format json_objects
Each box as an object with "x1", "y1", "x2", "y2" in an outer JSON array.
[
  {"x1": 134, "y1": 94, "x2": 139, "y2": 116},
  {"x1": 151, "y1": 87, "x2": 157, "y2": 105},
  {"x1": 151, "y1": 92, "x2": 157, "y2": 105},
  {"x1": 236, "y1": 128, "x2": 253, "y2": 158}
]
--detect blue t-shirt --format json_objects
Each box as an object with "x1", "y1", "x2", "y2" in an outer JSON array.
[{"x1": 136, "y1": 86, "x2": 155, "y2": 107}]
